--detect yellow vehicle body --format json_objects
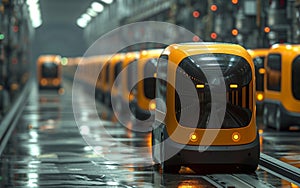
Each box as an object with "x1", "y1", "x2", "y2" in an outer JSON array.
[
  {"x1": 37, "y1": 55, "x2": 62, "y2": 89},
  {"x1": 104, "y1": 53, "x2": 125, "y2": 107},
  {"x1": 247, "y1": 48, "x2": 269, "y2": 103},
  {"x1": 132, "y1": 49, "x2": 164, "y2": 120},
  {"x1": 263, "y1": 44, "x2": 300, "y2": 130},
  {"x1": 152, "y1": 43, "x2": 259, "y2": 173}
]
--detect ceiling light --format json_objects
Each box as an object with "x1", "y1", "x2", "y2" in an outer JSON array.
[
  {"x1": 101, "y1": 0, "x2": 113, "y2": 4},
  {"x1": 26, "y1": 0, "x2": 38, "y2": 5},
  {"x1": 32, "y1": 19, "x2": 42, "y2": 28},
  {"x1": 87, "y1": 8, "x2": 97, "y2": 17},
  {"x1": 82, "y1": 14, "x2": 91, "y2": 22},
  {"x1": 91, "y1": 2, "x2": 104, "y2": 13},
  {"x1": 77, "y1": 18, "x2": 88, "y2": 28},
  {"x1": 28, "y1": 3, "x2": 39, "y2": 10}
]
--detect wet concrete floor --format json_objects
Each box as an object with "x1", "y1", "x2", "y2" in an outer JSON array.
[{"x1": 0, "y1": 81, "x2": 299, "y2": 187}]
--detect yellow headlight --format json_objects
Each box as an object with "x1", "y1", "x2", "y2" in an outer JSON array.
[
  {"x1": 257, "y1": 93, "x2": 264, "y2": 101},
  {"x1": 40, "y1": 79, "x2": 47, "y2": 86},
  {"x1": 232, "y1": 132, "x2": 241, "y2": 142},
  {"x1": 149, "y1": 101, "x2": 156, "y2": 110},
  {"x1": 190, "y1": 133, "x2": 198, "y2": 142}
]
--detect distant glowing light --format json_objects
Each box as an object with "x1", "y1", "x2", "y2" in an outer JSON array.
[
  {"x1": 264, "y1": 27, "x2": 270, "y2": 33},
  {"x1": 101, "y1": 0, "x2": 114, "y2": 4},
  {"x1": 193, "y1": 11, "x2": 200, "y2": 18},
  {"x1": 26, "y1": 0, "x2": 39, "y2": 5},
  {"x1": 82, "y1": 14, "x2": 92, "y2": 22},
  {"x1": 91, "y1": 2, "x2": 104, "y2": 13},
  {"x1": 13, "y1": 26, "x2": 19, "y2": 32},
  {"x1": 0, "y1": 34, "x2": 5, "y2": 40},
  {"x1": 61, "y1": 57, "x2": 68, "y2": 66},
  {"x1": 193, "y1": 35, "x2": 200, "y2": 42},
  {"x1": 77, "y1": 18, "x2": 88, "y2": 28},
  {"x1": 40, "y1": 79, "x2": 47, "y2": 86},
  {"x1": 32, "y1": 19, "x2": 42, "y2": 28},
  {"x1": 210, "y1": 4, "x2": 218, "y2": 12},
  {"x1": 27, "y1": 0, "x2": 43, "y2": 28},
  {"x1": 210, "y1": 32, "x2": 217, "y2": 39},
  {"x1": 232, "y1": 0, "x2": 238, "y2": 4},
  {"x1": 257, "y1": 93, "x2": 264, "y2": 101},
  {"x1": 232, "y1": 29, "x2": 239, "y2": 36}
]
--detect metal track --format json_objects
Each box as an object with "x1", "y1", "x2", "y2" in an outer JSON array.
[
  {"x1": 0, "y1": 79, "x2": 32, "y2": 155},
  {"x1": 259, "y1": 153, "x2": 300, "y2": 186}
]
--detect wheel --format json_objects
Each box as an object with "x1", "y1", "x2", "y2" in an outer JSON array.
[
  {"x1": 263, "y1": 105, "x2": 269, "y2": 127},
  {"x1": 275, "y1": 106, "x2": 281, "y2": 131},
  {"x1": 275, "y1": 107, "x2": 289, "y2": 131}
]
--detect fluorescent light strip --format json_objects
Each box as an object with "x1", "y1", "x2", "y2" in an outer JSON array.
[{"x1": 101, "y1": 0, "x2": 114, "y2": 4}]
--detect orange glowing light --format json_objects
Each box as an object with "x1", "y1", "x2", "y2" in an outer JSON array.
[
  {"x1": 210, "y1": 32, "x2": 217, "y2": 39},
  {"x1": 11, "y1": 83, "x2": 19, "y2": 91},
  {"x1": 232, "y1": 29, "x2": 239, "y2": 36},
  {"x1": 193, "y1": 11, "x2": 200, "y2": 18},
  {"x1": 264, "y1": 27, "x2": 270, "y2": 33},
  {"x1": 210, "y1": 4, "x2": 218, "y2": 11},
  {"x1": 257, "y1": 93, "x2": 264, "y2": 101},
  {"x1": 129, "y1": 93, "x2": 134, "y2": 101},
  {"x1": 232, "y1": 0, "x2": 238, "y2": 4},
  {"x1": 41, "y1": 79, "x2": 48, "y2": 86},
  {"x1": 259, "y1": 68, "x2": 266, "y2": 74},
  {"x1": 58, "y1": 88, "x2": 65, "y2": 95},
  {"x1": 149, "y1": 101, "x2": 156, "y2": 110},
  {"x1": 52, "y1": 79, "x2": 60, "y2": 86}
]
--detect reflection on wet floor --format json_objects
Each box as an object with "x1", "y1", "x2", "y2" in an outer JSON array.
[
  {"x1": 0, "y1": 81, "x2": 299, "y2": 187},
  {"x1": 257, "y1": 117, "x2": 300, "y2": 169}
]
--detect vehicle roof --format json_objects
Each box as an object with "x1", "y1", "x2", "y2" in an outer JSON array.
[{"x1": 163, "y1": 42, "x2": 253, "y2": 64}]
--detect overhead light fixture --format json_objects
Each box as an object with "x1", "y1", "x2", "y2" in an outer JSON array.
[
  {"x1": 91, "y1": 2, "x2": 104, "y2": 13},
  {"x1": 82, "y1": 13, "x2": 91, "y2": 22},
  {"x1": 26, "y1": 0, "x2": 39, "y2": 6},
  {"x1": 101, "y1": 0, "x2": 114, "y2": 4},
  {"x1": 87, "y1": 8, "x2": 97, "y2": 17},
  {"x1": 27, "y1": 0, "x2": 42, "y2": 28},
  {"x1": 77, "y1": 18, "x2": 88, "y2": 28},
  {"x1": 32, "y1": 19, "x2": 42, "y2": 28}
]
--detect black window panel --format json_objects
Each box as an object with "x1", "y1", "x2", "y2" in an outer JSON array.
[
  {"x1": 114, "y1": 62, "x2": 122, "y2": 86},
  {"x1": 42, "y1": 62, "x2": 58, "y2": 78},
  {"x1": 127, "y1": 60, "x2": 137, "y2": 92},
  {"x1": 292, "y1": 56, "x2": 300, "y2": 100},
  {"x1": 105, "y1": 63, "x2": 110, "y2": 84},
  {"x1": 254, "y1": 56, "x2": 265, "y2": 91},
  {"x1": 143, "y1": 58, "x2": 157, "y2": 99},
  {"x1": 175, "y1": 54, "x2": 252, "y2": 129},
  {"x1": 156, "y1": 55, "x2": 168, "y2": 112},
  {"x1": 266, "y1": 54, "x2": 281, "y2": 91}
]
